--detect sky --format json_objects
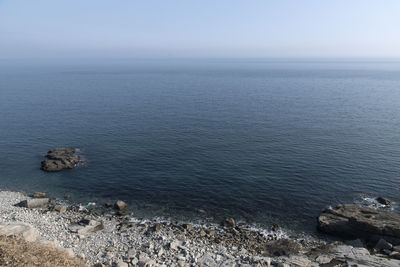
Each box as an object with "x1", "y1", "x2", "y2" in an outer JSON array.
[{"x1": 0, "y1": 0, "x2": 399, "y2": 59}]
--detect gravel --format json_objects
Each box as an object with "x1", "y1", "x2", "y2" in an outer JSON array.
[{"x1": 1, "y1": 190, "x2": 397, "y2": 267}]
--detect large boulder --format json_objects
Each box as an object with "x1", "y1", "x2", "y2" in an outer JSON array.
[
  {"x1": 114, "y1": 200, "x2": 127, "y2": 210},
  {"x1": 18, "y1": 198, "x2": 50, "y2": 208},
  {"x1": 0, "y1": 222, "x2": 39, "y2": 242},
  {"x1": 41, "y1": 148, "x2": 80, "y2": 172},
  {"x1": 318, "y1": 205, "x2": 400, "y2": 241}
]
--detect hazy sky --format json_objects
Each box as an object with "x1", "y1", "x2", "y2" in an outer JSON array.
[{"x1": 1, "y1": 0, "x2": 399, "y2": 58}]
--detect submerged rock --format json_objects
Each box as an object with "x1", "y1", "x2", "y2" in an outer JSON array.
[
  {"x1": 376, "y1": 196, "x2": 391, "y2": 206},
  {"x1": 318, "y1": 205, "x2": 400, "y2": 240},
  {"x1": 41, "y1": 148, "x2": 80, "y2": 172},
  {"x1": 116, "y1": 210, "x2": 131, "y2": 216}
]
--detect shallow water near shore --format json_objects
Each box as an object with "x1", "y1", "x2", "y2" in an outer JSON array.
[{"x1": 1, "y1": 58, "x2": 400, "y2": 234}]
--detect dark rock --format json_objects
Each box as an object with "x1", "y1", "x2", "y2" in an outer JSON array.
[
  {"x1": 374, "y1": 238, "x2": 393, "y2": 251},
  {"x1": 151, "y1": 224, "x2": 161, "y2": 232},
  {"x1": 318, "y1": 205, "x2": 400, "y2": 240},
  {"x1": 376, "y1": 197, "x2": 391, "y2": 206},
  {"x1": 105, "y1": 202, "x2": 112, "y2": 208},
  {"x1": 17, "y1": 198, "x2": 50, "y2": 209},
  {"x1": 32, "y1": 192, "x2": 46, "y2": 198},
  {"x1": 272, "y1": 223, "x2": 280, "y2": 232},
  {"x1": 222, "y1": 218, "x2": 236, "y2": 228},
  {"x1": 390, "y1": 251, "x2": 400, "y2": 260},
  {"x1": 118, "y1": 221, "x2": 136, "y2": 231},
  {"x1": 196, "y1": 209, "x2": 206, "y2": 214},
  {"x1": 63, "y1": 195, "x2": 71, "y2": 199},
  {"x1": 264, "y1": 239, "x2": 301, "y2": 256},
  {"x1": 41, "y1": 148, "x2": 80, "y2": 172},
  {"x1": 182, "y1": 224, "x2": 193, "y2": 231},
  {"x1": 114, "y1": 200, "x2": 127, "y2": 210},
  {"x1": 383, "y1": 249, "x2": 392, "y2": 255}
]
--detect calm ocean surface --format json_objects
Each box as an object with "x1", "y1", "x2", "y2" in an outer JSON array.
[{"x1": 1, "y1": 59, "x2": 400, "y2": 234}]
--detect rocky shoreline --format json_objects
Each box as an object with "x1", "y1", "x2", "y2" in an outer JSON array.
[{"x1": 1, "y1": 190, "x2": 400, "y2": 267}]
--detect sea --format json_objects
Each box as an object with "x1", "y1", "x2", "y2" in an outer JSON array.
[{"x1": 1, "y1": 58, "x2": 399, "y2": 235}]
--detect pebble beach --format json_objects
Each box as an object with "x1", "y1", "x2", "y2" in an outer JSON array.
[{"x1": 1, "y1": 190, "x2": 400, "y2": 267}]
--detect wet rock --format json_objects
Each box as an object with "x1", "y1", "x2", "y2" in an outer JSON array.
[
  {"x1": 114, "y1": 200, "x2": 127, "y2": 210},
  {"x1": 64, "y1": 195, "x2": 71, "y2": 199},
  {"x1": 41, "y1": 148, "x2": 80, "y2": 172},
  {"x1": 376, "y1": 197, "x2": 391, "y2": 205},
  {"x1": 318, "y1": 205, "x2": 400, "y2": 239},
  {"x1": 374, "y1": 238, "x2": 392, "y2": 251},
  {"x1": 0, "y1": 222, "x2": 39, "y2": 242},
  {"x1": 222, "y1": 218, "x2": 235, "y2": 228},
  {"x1": 272, "y1": 223, "x2": 280, "y2": 232},
  {"x1": 17, "y1": 198, "x2": 50, "y2": 208},
  {"x1": 104, "y1": 202, "x2": 112, "y2": 208},
  {"x1": 32, "y1": 192, "x2": 47, "y2": 198},
  {"x1": 116, "y1": 210, "x2": 131, "y2": 216}
]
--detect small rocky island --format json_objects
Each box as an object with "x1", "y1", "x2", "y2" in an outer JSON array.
[{"x1": 40, "y1": 148, "x2": 80, "y2": 172}]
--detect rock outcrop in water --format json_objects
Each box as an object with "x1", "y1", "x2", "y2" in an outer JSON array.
[
  {"x1": 318, "y1": 205, "x2": 400, "y2": 241},
  {"x1": 40, "y1": 148, "x2": 80, "y2": 172}
]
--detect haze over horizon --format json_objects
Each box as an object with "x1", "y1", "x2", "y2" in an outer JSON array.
[{"x1": 1, "y1": 0, "x2": 399, "y2": 59}]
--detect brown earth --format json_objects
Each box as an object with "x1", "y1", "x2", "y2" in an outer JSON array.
[{"x1": 0, "y1": 236, "x2": 85, "y2": 267}]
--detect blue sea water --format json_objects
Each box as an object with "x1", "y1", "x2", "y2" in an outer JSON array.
[{"x1": 1, "y1": 58, "x2": 400, "y2": 234}]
